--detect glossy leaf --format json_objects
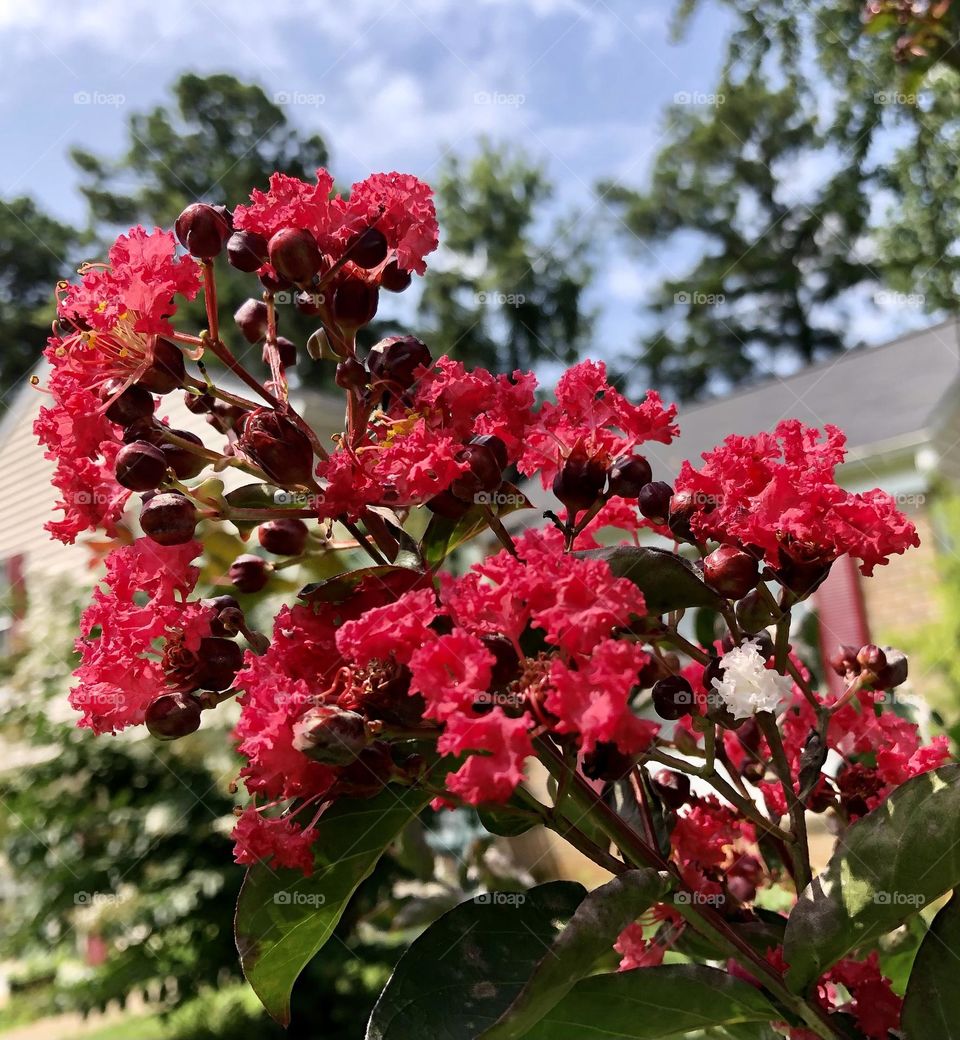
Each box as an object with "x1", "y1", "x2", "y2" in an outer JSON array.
[
  {"x1": 366, "y1": 881, "x2": 584, "y2": 1040},
  {"x1": 902, "y1": 893, "x2": 960, "y2": 1037},
  {"x1": 236, "y1": 784, "x2": 433, "y2": 1025},
  {"x1": 574, "y1": 545, "x2": 724, "y2": 615},
  {"x1": 783, "y1": 765, "x2": 960, "y2": 992},
  {"x1": 478, "y1": 869, "x2": 670, "y2": 1040},
  {"x1": 520, "y1": 964, "x2": 779, "y2": 1039},
  {"x1": 299, "y1": 564, "x2": 424, "y2": 604},
  {"x1": 421, "y1": 483, "x2": 531, "y2": 567}
]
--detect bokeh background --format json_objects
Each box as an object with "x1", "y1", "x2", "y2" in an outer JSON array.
[{"x1": 1, "y1": 1, "x2": 960, "y2": 1037}]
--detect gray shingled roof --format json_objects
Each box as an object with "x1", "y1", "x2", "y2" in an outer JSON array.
[{"x1": 644, "y1": 320, "x2": 960, "y2": 480}]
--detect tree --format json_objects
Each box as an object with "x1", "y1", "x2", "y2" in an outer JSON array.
[
  {"x1": 602, "y1": 76, "x2": 874, "y2": 400},
  {"x1": 0, "y1": 196, "x2": 78, "y2": 392},
  {"x1": 416, "y1": 142, "x2": 593, "y2": 373}
]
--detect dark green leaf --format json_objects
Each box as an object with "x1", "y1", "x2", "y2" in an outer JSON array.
[
  {"x1": 478, "y1": 870, "x2": 670, "y2": 1040},
  {"x1": 574, "y1": 546, "x2": 724, "y2": 615},
  {"x1": 902, "y1": 893, "x2": 960, "y2": 1037},
  {"x1": 236, "y1": 784, "x2": 433, "y2": 1025},
  {"x1": 366, "y1": 881, "x2": 585, "y2": 1040},
  {"x1": 520, "y1": 964, "x2": 779, "y2": 1039},
  {"x1": 783, "y1": 765, "x2": 960, "y2": 992},
  {"x1": 478, "y1": 804, "x2": 541, "y2": 838},
  {"x1": 299, "y1": 564, "x2": 423, "y2": 604},
  {"x1": 421, "y1": 483, "x2": 531, "y2": 567}
]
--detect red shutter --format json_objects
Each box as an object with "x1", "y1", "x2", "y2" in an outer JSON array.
[{"x1": 814, "y1": 554, "x2": 870, "y2": 696}]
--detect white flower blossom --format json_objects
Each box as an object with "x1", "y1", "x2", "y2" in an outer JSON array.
[{"x1": 711, "y1": 640, "x2": 793, "y2": 720}]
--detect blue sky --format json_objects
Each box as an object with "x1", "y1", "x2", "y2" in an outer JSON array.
[{"x1": 0, "y1": 0, "x2": 930, "y2": 375}]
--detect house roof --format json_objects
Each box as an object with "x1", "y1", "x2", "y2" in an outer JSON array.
[{"x1": 645, "y1": 319, "x2": 960, "y2": 481}]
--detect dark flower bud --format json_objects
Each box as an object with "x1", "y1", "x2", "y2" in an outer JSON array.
[
  {"x1": 183, "y1": 390, "x2": 215, "y2": 416},
  {"x1": 160, "y1": 429, "x2": 206, "y2": 479},
  {"x1": 874, "y1": 647, "x2": 908, "y2": 690},
  {"x1": 201, "y1": 594, "x2": 244, "y2": 636},
  {"x1": 857, "y1": 644, "x2": 887, "y2": 677},
  {"x1": 258, "y1": 517, "x2": 309, "y2": 556},
  {"x1": 607, "y1": 455, "x2": 653, "y2": 499},
  {"x1": 652, "y1": 675, "x2": 695, "y2": 720},
  {"x1": 335, "y1": 357, "x2": 368, "y2": 392},
  {"x1": 651, "y1": 770, "x2": 691, "y2": 810},
  {"x1": 552, "y1": 448, "x2": 607, "y2": 514},
  {"x1": 229, "y1": 554, "x2": 269, "y2": 593},
  {"x1": 735, "y1": 590, "x2": 776, "y2": 634},
  {"x1": 175, "y1": 203, "x2": 230, "y2": 259},
  {"x1": 101, "y1": 380, "x2": 154, "y2": 426},
  {"x1": 333, "y1": 279, "x2": 379, "y2": 328},
  {"x1": 380, "y1": 259, "x2": 412, "y2": 292},
  {"x1": 226, "y1": 229, "x2": 269, "y2": 272},
  {"x1": 294, "y1": 290, "x2": 326, "y2": 317},
  {"x1": 667, "y1": 489, "x2": 699, "y2": 540},
  {"x1": 193, "y1": 636, "x2": 245, "y2": 691},
  {"x1": 122, "y1": 419, "x2": 163, "y2": 446},
  {"x1": 268, "y1": 227, "x2": 323, "y2": 283},
  {"x1": 582, "y1": 741, "x2": 635, "y2": 782},
  {"x1": 140, "y1": 492, "x2": 197, "y2": 545},
  {"x1": 273, "y1": 336, "x2": 298, "y2": 368},
  {"x1": 367, "y1": 335, "x2": 432, "y2": 393},
  {"x1": 292, "y1": 705, "x2": 371, "y2": 766},
  {"x1": 137, "y1": 337, "x2": 186, "y2": 394},
  {"x1": 116, "y1": 440, "x2": 168, "y2": 491},
  {"x1": 348, "y1": 226, "x2": 389, "y2": 269},
  {"x1": 426, "y1": 490, "x2": 471, "y2": 520},
  {"x1": 259, "y1": 268, "x2": 292, "y2": 293},
  {"x1": 638, "y1": 481, "x2": 673, "y2": 525},
  {"x1": 480, "y1": 633, "x2": 522, "y2": 691},
  {"x1": 234, "y1": 299, "x2": 270, "y2": 344},
  {"x1": 237, "y1": 407, "x2": 315, "y2": 486},
  {"x1": 449, "y1": 435, "x2": 508, "y2": 503},
  {"x1": 775, "y1": 551, "x2": 831, "y2": 597},
  {"x1": 828, "y1": 644, "x2": 861, "y2": 678},
  {"x1": 703, "y1": 545, "x2": 759, "y2": 600},
  {"x1": 146, "y1": 693, "x2": 202, "y2": 740},
  {"x1": 207, "y1": 402, "x2": 246, "y2": 434},
  {"x1": 637, "y1": 652, "x2": 679, "y2": 689}
]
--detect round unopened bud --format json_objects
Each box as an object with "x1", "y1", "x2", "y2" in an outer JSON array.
[
  {"x1": 480, "y1": 633, "x2": 522, "y2": 691},
  {"x1": 348, "y1": 226, "x2": 389, "y2": 269},
  {"x1": 380, "y1": 259, "x2": 412, "y2": 292},
  {"x1": 234, "y1": 299, "x2": 270, "y2": 344},
  {"x1": 857, "y1": 644, "x2": 887, "y2": 677},
  {"x1": 102, "y1": 381, "x2": 154, "y2": 426},
  {"x1": 273, "y1": 336, "x2": 297, "y2": 368},
  {"x1": 638, "y1": 481, "x2": 673, "y2": 525},
  {"x1": 552, "y1": 449, "x2": 607, "y2": 514},
  {"x1": 237, "y1": 408, "x2": 315, "y2": 486},
  {"x1": 449, "y1": 435, "x2": 507, "y2": 503},
  {"x1": 735, "y1": 590, "x2": 776, "y2": 634},
  {"x1": 828, "y1": 644, "x2": 860, "y2": 678},
  {"x1": 651, "y1": 770, "x2": 691, "y2": 810},
  {"x1": 226, "y1": 229, "x2": 269, "y2": 272},
  {"x1": 582, "y1": 741, "x2": 635, "y2": 782},
  {"x1": 160, "y1": 429, "x2": 206, "y2": 479},
  {"x1": 183, "y1": 390, "x2": 215, "y2": 416},
  {"x1": 333, "y1": 279, "x2": 379, "y2": 328},
  {"x1": 335, "y1": 357, "x2": 368, "y2": 392},
  {"x1": 426, "y1": 490, "x2": 471, "y2": 520},
  {"x1": 367, "y1": 335, "x2": 432, "y2": 393},
  {"x1": 607, "y1": 455, "x2": 653, "y2": 499},
  {"x1": 875, "y1": 647, "x2": 908, "y2": 690},
  {"x1": 193, "y1": 636, "x2": 245, "y2": 691},
  {"x1": 137, "y1": 337, "x2": 186, "y2": 394},
  {"x1": 115, "y1": 440, "x2": 168, "y2": 491},
  {"x1": 201, "y1": 595, "x2": 243, "y2": 637},
  {"x1": 146, "y1": 693, "x2": 202, "y2": 740},
  {"x1": 775, "y1": 554, "x2": 831, "y2": 597},
  {"x1": 292, "y1": 705, "x2": 371, "y2": 766},
  {"x1": 175, "y1": 203, "x2": 230, "y2": 259},
  {"x1": 140, "y1": 492, "x2": 197, "y2": 545},
  {"x1": 652, "y1": 675, "x2": 695, "y2": 721},
  {"x1": 258, "y1": 518, "x2": 309, "y2": 556},
  {"x1": 667, "y1": 489, "x2": 698, "y2": 540},
  {"x1": 229, "y1": 554, "x2": 269, "y2": 594},
  {"x1": 268, "y1": 227, "x2": 323, "y2": 284},
  {"x1": 703, "y1": 545, "x2": 759, "y2": 600}
]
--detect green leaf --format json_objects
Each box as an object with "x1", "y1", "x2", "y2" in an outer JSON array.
[
  {"x1": 366, "y1": 881, "x2": 585, "y2": 1040},
  {"x1": 574, "y1": 546, "x2": 724, "y2": 615},
  {"x1": 783, "y1": 765, "x2": 960, "y2": 992},
  {"x1": 478, "y1": 870, "x2": 670, "y2": 1040},
  {"x1": 236, "y1": 784, "x2": 433, "y2": 1025},
  {"x1": 520, "y1": 965, "x2": 779, "y2": 1039},
  {"x1": 421, "y1": 483, "x2": 531, "y2": 567},
  {"x1": 902, "y1": 893, "x2": 960, "y2": 1037},
  {"x1": 477, "y1": 803, "x2": 541, "y2": 838},
  {"x1": 298, "y1": 564, "x2": 423, "y2": 604}
]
